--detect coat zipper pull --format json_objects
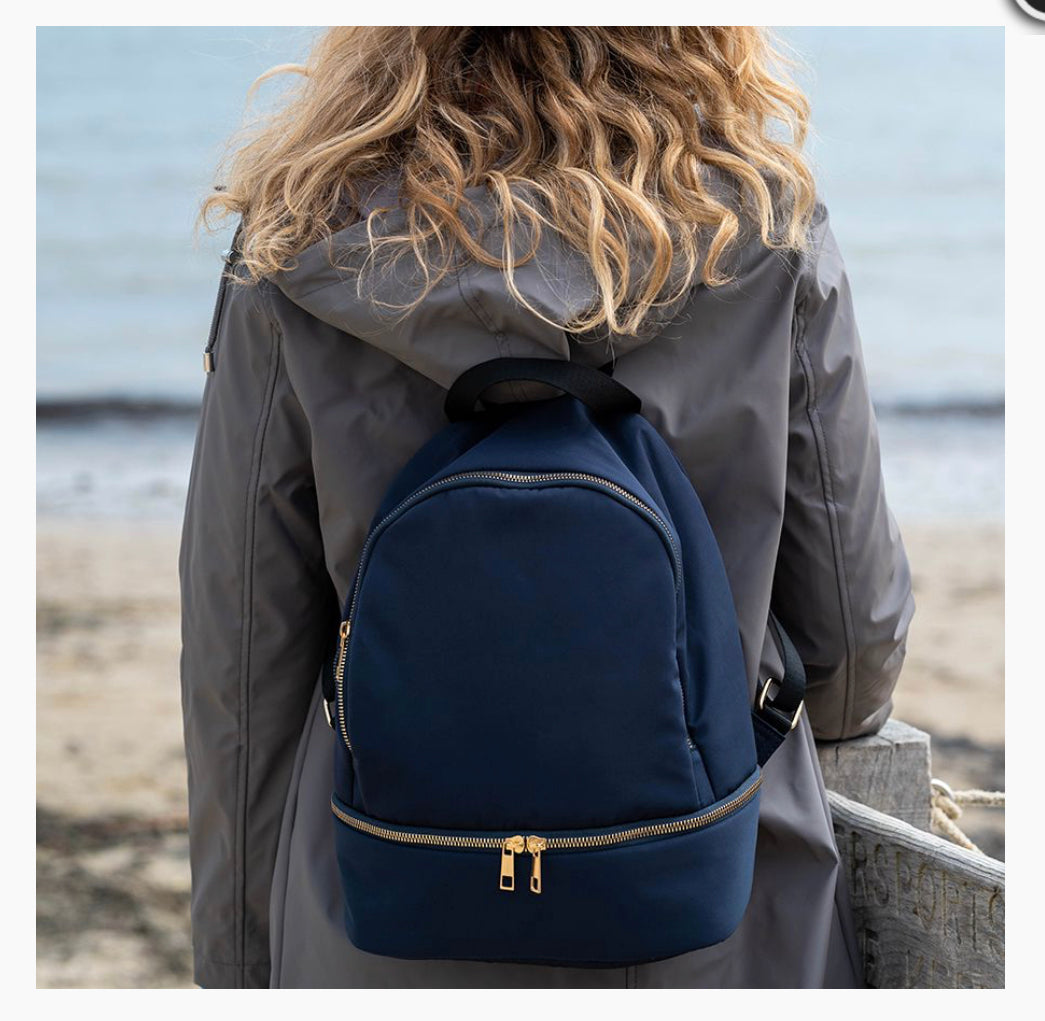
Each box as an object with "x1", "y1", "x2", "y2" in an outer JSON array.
[
  {"x1": 500, "y1": 836, "x2": 525, "y2": 891},
  {"x1": 203, "y1": 239, "x2": 241, "y2": 374},
  {"x1": 526, "y1": 836, "x2": 547, "y2": 894}
]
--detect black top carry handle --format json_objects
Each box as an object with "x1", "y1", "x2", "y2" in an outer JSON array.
[{"x1": 445, "y1": 357, "x2": 641, "y2": 422}]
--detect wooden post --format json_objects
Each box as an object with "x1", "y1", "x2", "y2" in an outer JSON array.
[
  {"x1": 818, "y1": 719, "x2": 932, "y2": 831},
  {"x1": 828, "y1": 791, "x2": 1005, "y2": 988}
]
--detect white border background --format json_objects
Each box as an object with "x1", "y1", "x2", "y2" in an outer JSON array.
[{"x1": 17, "y1": 1, "x2": 1038, "y2": 1010}]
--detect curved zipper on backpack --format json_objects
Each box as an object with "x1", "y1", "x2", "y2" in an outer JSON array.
[
  {"x1": 330, "y1": 770, "x2": 761, "y2": 895},
  {"x1": 332, "y1": 470, "x2": 685, "y2": 755}
]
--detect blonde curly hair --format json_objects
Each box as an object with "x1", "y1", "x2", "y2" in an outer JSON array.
[{"x1": 202, "y1": 27, "x2": 815, "y2": 337}]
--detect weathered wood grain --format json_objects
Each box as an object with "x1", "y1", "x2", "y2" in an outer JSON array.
[
  {"x1": 828, "y1": 790, "x2": 1005, "y2": 988},
  {"x1": 818, "y1": 720, "x2": 932, "y2": 830}
]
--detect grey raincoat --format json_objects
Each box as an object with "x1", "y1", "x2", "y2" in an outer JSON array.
[{"x1": 179, "y1": 195, "x2": 914, "y2": 989}]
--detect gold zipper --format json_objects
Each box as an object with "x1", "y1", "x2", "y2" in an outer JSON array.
[
  {"x1": 333, "y1": 469, "x2": 684, "y2": 754},
  {"x1": 526, "y1": 835, "x2": 547, "y2": 893},
  {"x1": 436, "y1": 472, "x2": 682, "y2": 572},
  {"x1": 500, "y1": 835, "x2": 525, "y2": 891},
  {"x1": 330, "y1": 772, "x2": 760, "y2": 895},
  {"x1": 333, "y1": 620, "x2": 352, "y2": 750}
]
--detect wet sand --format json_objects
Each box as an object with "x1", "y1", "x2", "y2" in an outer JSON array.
[{"x1": 35, "y1": 517, "x2": 1004, "y2": 987}]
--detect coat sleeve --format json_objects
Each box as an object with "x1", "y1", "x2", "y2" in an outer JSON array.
[
  {"x1": 771, "y1": 205, "x2": 915, "y2": 741},
  {"x1": 179, "y1": 272, "x2": 338, "y2": 988}
]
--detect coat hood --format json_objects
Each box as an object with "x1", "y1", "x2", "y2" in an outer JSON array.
[{"x1": 269, "y1": 186, "x2": 686, "y2": 390}]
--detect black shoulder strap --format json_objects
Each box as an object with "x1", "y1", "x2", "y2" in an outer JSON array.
[
  {"x1": 445, "y1": 357, "x2": 641, "y2": 422},
  {"x1": 752, "y1": 612, "x2": 807, "y2": 766}
]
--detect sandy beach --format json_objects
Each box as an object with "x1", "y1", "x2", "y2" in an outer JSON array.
[
  {"x1": 37, "y1": 523, "x2": 191, "y2": 988},
  {"x1": 35, "y1": 516, "x2": 1004, "y2": 988}
]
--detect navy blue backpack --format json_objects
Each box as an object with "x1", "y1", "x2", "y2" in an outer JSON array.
[{"x1": 323, "y1": 357, "x2": 805, "y2": 966}]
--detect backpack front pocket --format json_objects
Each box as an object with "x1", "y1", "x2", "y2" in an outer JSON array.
[
  {"x1": 330, "y1": 767, "x2": 761, "y2": 966},
  {"x1": 336, "y1": 471, "x2": 703, "y2": 831}
]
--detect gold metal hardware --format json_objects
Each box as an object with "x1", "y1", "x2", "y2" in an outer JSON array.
[
  {"x1": 203, "y1": 351, "x2": 215, "y2": 374},
  {"x1": 500, "y1": 836, "x2": 525, "y2": 891},
  {"x1": 756, "y1": 677, "x2": 775, "y2": 712},
  {"x1": 330, "y1": 772, "x2": 761, "y2": 887},
  {"x1": 526, "y1": 836, "x2": 547, "y2": 893},
  {"x1": 333, "y1": 620, "x2": 352, "y2": 748},
  {"x1": 757, "y1": 678, "x2": 804, "y2": 731},
  {"x1": 336, "y1": 620, "x2": 351, "y2": 666}
]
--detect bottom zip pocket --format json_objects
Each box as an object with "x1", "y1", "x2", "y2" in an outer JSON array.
[{"x1": 330, "y1": 768, "x2": 761, "y2": 966}]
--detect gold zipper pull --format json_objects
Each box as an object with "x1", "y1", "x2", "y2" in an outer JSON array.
[
  {"x1": 327, "y1": 621, "x2": 352, "y2": 732},
  {"x1": 500, "y1": 836, "x2": 525, "y2": 892},
  {"x1": 334, "y1": 620, "x2": 351, "y2": 684},
  {"x1": 526, "y1": 836, "x2": 548, "y2": 894}
]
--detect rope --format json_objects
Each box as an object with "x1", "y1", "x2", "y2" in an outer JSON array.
[{"x1": 929, "y1": 778, "x2": 1005, "y2": 854}]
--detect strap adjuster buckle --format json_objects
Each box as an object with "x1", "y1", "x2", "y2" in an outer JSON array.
[{"x1": 757, "y1": 677, "x2": 805, "y2": 732}]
